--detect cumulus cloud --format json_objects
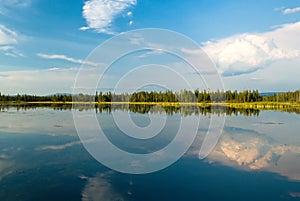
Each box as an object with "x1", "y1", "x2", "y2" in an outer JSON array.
[
  {"x1": 201, "y1": 21, "x2": 300, "y2": 76},
  {"x1": 37, "y1": 53, "x2": 98, "y2": 66},
  {"x1": 81, "y1": 0, "x2": 137, "y2": 34},
  {"x1": 283, "y1": 7, "x2": 300, "y2": 14}
]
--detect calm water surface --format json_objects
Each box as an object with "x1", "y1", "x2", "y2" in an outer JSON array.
[{"x1": 0, "y1": 105, "x2": 300, "y2": 201}]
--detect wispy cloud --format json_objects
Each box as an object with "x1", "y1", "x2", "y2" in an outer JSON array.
[
  {"x1": 137, "y1": 48, "x2": 165, "y2": 58},
  {"x1": 0, "y1": 0, "x2": 31, "y2": 16},
  {"x1": 0, "y1": 0, "x2": 31, "y2": 8},
  {"x1": 37, "y1": 53, "x2": 98, "y2": 66},
  {"x1": 283, "y1": 7, "x2": 300, "y2": 14},
  {"x1": 0, "y1": 24, "x2": 24, "y2": 57},
  {"x1": 0, "y1": 45, "x2": 14, "y2": 51},
  {"x1": 0, "y1": 24, "x2": 17, "y2": 44},
  {"x1": 200, "y1": 21, "x2": 300, "y2": 76},
  {"x1": 80, "y1": 0, "x2": 137, "y2": 34},
  {"x1": 4, "y1": 52, "x2": 24, "y2": 57}
]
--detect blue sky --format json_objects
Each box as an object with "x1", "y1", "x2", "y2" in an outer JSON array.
[{"x1": 0, "y1": 0, "x2": 300, "y2": 95}]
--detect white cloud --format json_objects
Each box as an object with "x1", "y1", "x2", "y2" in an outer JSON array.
[
  {"x1": 221, "y1": 57, "x2": 300, "y2": 92},
  {"x1": 81, "y1": 0, "x2": 137, "y2": 34},
  {"x1": 0, "y1": 24, "x2": 17, "y2": 45},
  {"x1": 37, "y1": 53, "x2": 98, "y2": 66},
  {"x1": 137, "y1": 48, "x2": 165, "y2": 58},
  {"x1": 79, "y1": 26, "x2": 90, "y2": 31},
  {"x1": 0, "y1": 24, "x2": 24, "y2": 57},
  {"x1": 283, "y1": 7, "x2": 300, "y2": 14},
  {"x1": 128, "y1": 33, "x2": 144, "y2": 45},
  {"x1": 0, "y1": 45, "x2": 13, "y2": 51},
  {"x1": 4, "y1": 50, "x2": 24, "y2": 57},
  {"x1": 201, "y1": 21, "x2": 300, "y2": 77}
]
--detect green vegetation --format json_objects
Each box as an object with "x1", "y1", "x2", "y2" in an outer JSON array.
[
  {"x1": 0, "y1": 93, "x2": 72, "y2": 103},
  {"x1": 1, "y1": 90, "x2": 300, "y2": 112}
]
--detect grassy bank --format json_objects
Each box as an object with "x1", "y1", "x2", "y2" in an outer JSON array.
[
  {"x1": 222, "y1": 102, "x2": 300, "y2": 110},
  {"x1": 1, "y1": 101, "x2": 300, "y2": 110}
]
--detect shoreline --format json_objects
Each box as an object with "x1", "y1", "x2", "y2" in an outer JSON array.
[{"x1": 1, "y1": 101, "x2": 300, "y2": 110}]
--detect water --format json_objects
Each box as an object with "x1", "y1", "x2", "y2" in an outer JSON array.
[{"x1": 0, "y1": 105, "x2": 300, "y2": 201}]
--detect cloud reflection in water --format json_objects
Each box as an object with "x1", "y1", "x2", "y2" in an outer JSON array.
[{"x1": 194, "y1": 126, "x2": 300, "y2": 181}]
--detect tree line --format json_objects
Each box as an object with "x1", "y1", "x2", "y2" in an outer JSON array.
[
  {"x1": 0, "y1": 90, "x2": 299, "y2": 103},
  {"x1": 0, "y1": 93, "x2": 72, "y2": 102}
]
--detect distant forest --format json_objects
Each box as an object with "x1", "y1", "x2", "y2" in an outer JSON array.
[{"x1": 0, "y1": 89, "x2": 300, "y2": 103}]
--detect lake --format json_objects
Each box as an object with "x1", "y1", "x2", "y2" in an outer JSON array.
[{"x1": 1, "y1": 105, "x2": 300, "y2": 201}]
